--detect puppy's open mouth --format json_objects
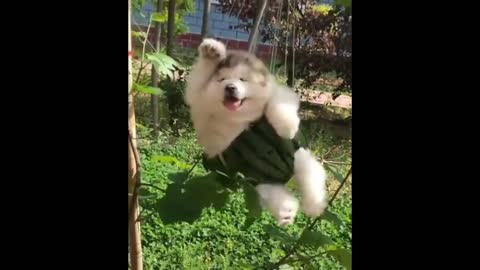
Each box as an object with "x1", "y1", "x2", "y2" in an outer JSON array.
[{"x1": 223, "y1": 96, "x2": 246, "y2": 111}]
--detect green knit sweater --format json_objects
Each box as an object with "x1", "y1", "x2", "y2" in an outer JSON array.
[{"x1": 202, "y1": 116, "x2": 301, "y2": 186}]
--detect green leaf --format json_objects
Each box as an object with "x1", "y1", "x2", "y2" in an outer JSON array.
[
  {"x1": 131, "y1": 30, "x2": 146, "y2": 38},
  {"x1": 295, "y1": 253, "x2": 317, "y2": 270},
  {"x1": 152, "y1": 155, "x2": 191, "y2": 170},
  {"x1": 324, "y1": 163, "x2": 345, "y2": 183},
  {"x1": 151, "y1": 12, "x2": 168, "y2": 23},
  {"x1": 156, "y1": 181, "x2": 200, "y2": 224},
  {"x1": 263, "y1": 225, "x2": 296, "y2": 245},
  {"x1": 184, "y1": 173, "x2": 229, "y2": 209},
  {"x1": 327, "y1": 249, "x2": 352, "y2": 270},
  {"x1": 271, "y1": 248, "x2": 286, "y2": 259},
  {"x1": 236, "y1": 262, "x2": 255, "y2": 270},
  {"x1": 133, "y1": 83, "x2": 164, "y2": 95},
  {"x1": 286, "y1": 177, "x2": 297, "y2": 190},
  {"x1": 135, "y1": 122, "x2": 149, "y2": 130},
  {"x1": 335, "y1": 0, "x2": 352, "y2": 7},
  {"x1": 146, "y1": 52, "x2": 182, "y2": 79},
  {"x1": 243, "y1": 183, "x2": 262, "y2": 219},
  {"x1": 279, "y1": 264, "x2": 294, "y2": 270},
  {"x1": 243, "y1": 217, "x2": 257, "y2": 229},
  {"x1": 156, "y1": 173, "x2": 229, "y2": 224},
  {"x1": 138, "y1": 185, "x2": 154, "y2": 198},
  {"x1": 312, "y1": 4, "x2": 334, "y2": 15},
  {"x1": 298, "y1": 229, "x2": 335, "y2": 249},
  {"x1": 323, "y1": 210, "x2": 344, "y2": 228}
]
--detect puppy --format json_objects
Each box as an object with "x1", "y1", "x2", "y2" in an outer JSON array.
[{"x1": 185, "y1": 39, "x2": 328, "y2": 225}]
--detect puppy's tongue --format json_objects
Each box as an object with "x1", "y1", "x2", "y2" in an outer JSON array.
[{"x1": 223, "y1": 99, "x2": 242, "y2": 111}]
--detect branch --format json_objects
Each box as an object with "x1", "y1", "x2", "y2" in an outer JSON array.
[
  {"x1": 131, "y1": 18, "x2": 156, "y2": 52},
  {"x1": 294, "y1": 2, "x2": 305, "y2": 18},
  {"x1": 185, "y1": 154, "x2": 202, "y2": 180},
  {"x1": 248, "y1": 0, "x2": 268, "y2": 53},
  {"x1": 271, "y1": 166, "x2": 352, "y2": 269},
  {"x1": 323, "y1": 160, "x2": 350, "y2": 166},
  {"x1": 280, "y1": 251, "x2": 327, "y2": 266},
  {"x1": 321, "y1": 145, "x2": 339, "y2": 160},
  {"x1": 142, "y1": 16, "x2": 153, "y2": 62},
  {"x1": 135, "y1": 63, "x2": 150, "y2": 83},
  {"x1": 133, "y1": 16, "x2": 154, "y2": 85},
  {"x1": 140, "y1": 183, "x2": 166, "y2": 193}
]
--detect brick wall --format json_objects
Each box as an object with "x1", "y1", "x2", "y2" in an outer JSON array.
[
  {"x1": 177, "y1": 33, "x2": 273, "y2": 60},
  {"x1": 182, "y1": 0, "x2": 256, "y2": 42},
  {"x1": 133, "y1": 0, "x2": 273, "y2": 60}
]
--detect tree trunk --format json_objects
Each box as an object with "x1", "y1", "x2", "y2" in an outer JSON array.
[
  {"x1": 201, "y1": 0, "x2": 211, "y2": 38},
  {"x1": 286, "y1": 45, "x2": 294, "y2": 87},
  {"x1": 166, "y1": 0, "x2": 178, "y2": 131},
  {"x1": 166, "y1": 0, "x2": 176, "y2": 56},
  {"x1": 151, "y1": 0, "x2": 164, "y2": 137},
  {"x1": 128, "y1": 0, "x2": 143, "y2": 268},
  {"x1": 248, "y1": 0, "x2": 268, "y2": 54}
]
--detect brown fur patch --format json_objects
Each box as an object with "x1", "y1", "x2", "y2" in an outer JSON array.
[{"x1": 216, "y1": 50, "x2": 269, "y2": 85}]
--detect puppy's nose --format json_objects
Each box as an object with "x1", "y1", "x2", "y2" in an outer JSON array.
[{"x1": 225, "y1": 84, "x2": 236, "y2": 95}]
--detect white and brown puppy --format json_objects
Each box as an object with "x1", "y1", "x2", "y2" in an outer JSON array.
[{"x1": 185, "y1": 38, "x2": 327, "y2": 224}]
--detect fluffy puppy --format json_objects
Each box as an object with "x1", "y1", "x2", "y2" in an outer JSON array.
[{"x1": 185, "y1": 39, "x2": 327, "y2": 225}]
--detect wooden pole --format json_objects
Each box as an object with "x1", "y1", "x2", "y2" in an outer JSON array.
[
  {"x1": 128, "y1": 0, "x2": 143, "y2": 268},
  {"x1": 201, "y1": 0, "x2": 211, "y2": 38},
  {"x1": 166, "y1": 0, "x2": 176, "y2": 56}
]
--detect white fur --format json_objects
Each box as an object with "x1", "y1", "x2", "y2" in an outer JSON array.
[
  {"x1": 185, "y1": 39, "x2": 328, "y2": 225},
  {"x1": 185, "y1": 39, "x2": 271, "y2": 158},
  {"x1": 265, "y1": 85, "x2": 300, "y2": 139},
  {"x1": 256, "y1": 184, "x2": 299, "y2": 225},
  {"x1": 294, "y1": 148, "x2": 328, "y2": 217}
]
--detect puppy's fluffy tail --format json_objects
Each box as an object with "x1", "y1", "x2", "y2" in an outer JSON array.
[{"x1": 294, "y1": 147, "x2": 328, "y2": 217}]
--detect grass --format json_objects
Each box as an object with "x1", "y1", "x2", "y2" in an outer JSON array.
[
  {"x1": 134, "y1": 117, "x2": 351, "y2": 270},
  {"x1": 130, "y1": 45, "x2": 351, "y2": 269}
]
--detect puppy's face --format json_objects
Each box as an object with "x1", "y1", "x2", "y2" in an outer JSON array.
[{"x1": 205, "y1": 51, "x2": 272, "y2": 113}]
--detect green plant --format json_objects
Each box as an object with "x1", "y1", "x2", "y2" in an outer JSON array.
[
  {"x1": 158, "y1": 78, "x2": 190, "y2": 131},
  {"x1": 218, "y1": 0, "x2": 352, "y2": 91},
  {"x1": 133, "y1": 0, "x2": 195, "y2": 35},
  {"x1": 135, "y1": 122, "x2": 351, "y2": 269}
]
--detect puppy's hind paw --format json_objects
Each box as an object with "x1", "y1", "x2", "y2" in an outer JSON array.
[
  {"x1": 302, "y1": 197, "x2": 328, "y2": 218},
  {"x1": 273, "y1": 198, "x2": 299, "y2": 226}
]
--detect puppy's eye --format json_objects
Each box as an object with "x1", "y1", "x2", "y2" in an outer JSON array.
[
  {"x1": 217, "y1": 78, "x2": 225, "y2": 82},
  {"x1": 240, "y1": 78, "x2": 248, "y2": 82}
]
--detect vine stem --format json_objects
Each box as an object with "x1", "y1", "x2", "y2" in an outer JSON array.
[
  {"x1": 271, "y1": 167, "x2": 352, "y2": 269},
  {"x1": 128, "y1": 131, "x2": 142, "y2": 222}
]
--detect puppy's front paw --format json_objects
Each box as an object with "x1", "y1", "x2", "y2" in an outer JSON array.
[
  {"x1": 274, "y1": 117, "x2": 300, "y2": 139},
  {"x1": 199, "y1": 39, "x2": 226, "y2": 60}
]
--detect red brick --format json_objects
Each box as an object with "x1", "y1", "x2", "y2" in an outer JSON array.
[
  {"x1": 178, "y1": 34, "x2": 190, "y2": 41},
  {"x1": 217, "y1": 38, "x2": 228, "y2": 44},
  {"x1": 229, "y1": 40, "x2": 239, "y2": 49},
  {"x1": 257, "y1": 44, "x2": 273, "y2": 53},
  {"x1": 191, "y1": 39, "x2": 201, "y2": 47},
  {"x1": 238, "y1": 41, "x2": 249, "y2": 51},
  {"x1": 190, "y1": 34, "x2": 202, "y2": 42}
]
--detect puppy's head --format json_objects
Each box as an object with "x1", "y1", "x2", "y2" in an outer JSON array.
[{"x1": 205, "y1": 50, "x2": 272, "y2": 113}]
